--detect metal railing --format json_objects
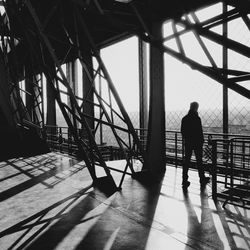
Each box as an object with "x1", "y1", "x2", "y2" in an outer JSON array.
[
  {"x1": 45, "y1": 125, "x2": 250, "y2": 166},
  {"x1": 134, "y1": 129, "x2": 249, "y2": 168},
  {"x1": 211, "y1": 137, "x2": 250, "y2": 208},
  {"x1": 44, "y1": 125, "x2": 127, "y2": 161},
  {"x1": 44, "y1": 125, "x2": 250, "y2": 208}
]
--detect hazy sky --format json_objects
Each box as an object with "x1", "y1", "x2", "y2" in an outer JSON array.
[{"x1": 101, "y1": 37, "x2": 140, "y2": 112}]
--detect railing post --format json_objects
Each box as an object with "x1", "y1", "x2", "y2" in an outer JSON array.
[
  {"x1": 212, "y1": 140, "x2": 217, "y2": 201},
  {"x1": 175, "y1": 132, "x2": 178, "y2": 168},
  {"x1": 59, "y1": 127, "x2": 63, "y2": 152},
  {"x1": 230, "y1": 140, "x2": 234, "y2": 189},
  {"x1": 242, "y1": 140, "x2": 245, "y2": 169}
]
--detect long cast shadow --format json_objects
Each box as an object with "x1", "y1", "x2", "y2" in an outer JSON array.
[
  {"x1": 183, "y1": 187, "x2": 224, "y2": 250},
  {"x1": 5, "y1": 183, "x2": 117, "y2": 250},
  {"x1": 0, "y1": 185, "x2": 93, "y2": 250},
  {"x1": 5, "y1": 172, "x2": 164, "y2": 250},
  {"x1": 74, "y1": 173, "x2": 164, "y2": 250}
]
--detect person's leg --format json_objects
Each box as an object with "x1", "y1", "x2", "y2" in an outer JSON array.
[
  {"x1": 183, "y1": 144, "x2": 192, "y2": 185},
  {"x1": 194, "y1": 145, "x2": 204, "y2": 179},
  {"x1": 194, "y1": 145, "x2": 210, "y2": 184}
]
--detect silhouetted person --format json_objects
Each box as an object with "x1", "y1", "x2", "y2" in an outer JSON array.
[{"x1": 181, "y1": 102, "x2": 210, "y2": 188}]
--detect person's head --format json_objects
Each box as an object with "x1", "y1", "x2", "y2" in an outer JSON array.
[{"x1": 189, "y1": 101, "x2": 199, "y2": 112}]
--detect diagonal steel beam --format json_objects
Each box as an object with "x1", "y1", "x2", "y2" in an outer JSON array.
[
  {"x1": 25, "y1": 0, "x2": 117, "y2": 185},
  {"x1": 178, "y1": 19, "x2": 250, "y2": 58},
  {"x1": 188, "y1": 13, "x2": 218, "y2": 69},
  {"x1": 172, "y1": 21, "x2": 185, "y2": 56},
  {"x1": 141, "y1": 32, "x2": 250, "y2": 100},
  {"x1": 163, "y1": 8, "x2": 239, "y2": 43},
  {"x1": 74, "y1": 6, "x2": 145, "y2": 162},
  {"x1": 161, "y1": 43, "x2": 250, "y2": 99}
]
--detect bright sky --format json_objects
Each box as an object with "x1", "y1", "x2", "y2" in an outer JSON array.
[{"x1": 101, "y1": 37, "x2": 139, "y2": 112}]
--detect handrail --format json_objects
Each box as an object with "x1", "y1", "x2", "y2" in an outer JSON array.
[
  {"x1": 136, "y1": 127, "x2": 250, "y2": 139},
  {"x1": 44, "y1": 125, "x2": 250, "y2": 165}
]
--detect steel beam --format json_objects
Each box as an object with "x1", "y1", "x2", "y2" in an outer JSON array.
[
  {"x1": 25, "y1": 0, "x2": 115, "y2": 184},
  {"x1": 145, "y1": 21, "x2": 166, "y2": 175},
  {"x1": 138, "y1": 38, "x2": 148, "y2": 133},
  {"x1": 179, "y1": 19, "x2": 250, "y2": 59},
  {"x1": 161, "y1": 43, "x2": 250, "y2": 99},
  {"x1": 82, "y1": 50, "x2": 94, "y2": 132},
  {"x1": 46, "y1": 77, "x2": 56, "y2": 127},
  {"x1": 74, "y1": 7, "x2": 145, "y2": 161},
  {"x1": 0, "y1": 49, "x2": 16, "y2": 129},
  {"x1": 223, "y1": 2, "x2": 228, "y2": 134}
]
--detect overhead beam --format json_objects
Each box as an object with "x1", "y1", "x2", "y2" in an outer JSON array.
[
  {"x1": 145, "y1": 35, "x2": 250, "y2": 100},
  {"x1": 179, "y1": 19, "x2": 250, "y2": 58}
]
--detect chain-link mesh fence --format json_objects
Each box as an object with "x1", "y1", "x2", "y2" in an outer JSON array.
[
  {"x1": 228, "y1": 17, "x2": 250, "y2": 135},
  {"x1": 165, "y1": 54, "x2": 223, "y2": 133}
]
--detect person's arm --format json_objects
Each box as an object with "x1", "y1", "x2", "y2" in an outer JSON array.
[
  {"x1": 181, "y1": 118, "x2": 185, "y2": 139},
  {"x1": 199, "y1": 117, "x2": 204, "y2": 143}
]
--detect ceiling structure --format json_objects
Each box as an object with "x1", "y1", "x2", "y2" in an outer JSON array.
[
  {"x1": 1, "y1": 0, "x2": 229, "y2": 68},
  {"x1": 1, "y1": 0, "x2": 248, "y2": 79}
]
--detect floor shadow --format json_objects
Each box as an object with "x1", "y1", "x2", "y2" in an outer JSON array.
[
  {"x1": 17, "y1": 185, "x2": 116, "y2": 250},
  {"x1": 0, "y1": 184, "x2": 95, "y2": 250},
  {"x1": 0, "y1": 154, "x2": 85, "y2": 202},
  {"x1": 183, "y1": 187, "x2": 225, "y2": 250},
  {"x1": 73, "y1": 172, "x2": 165, "y2": 250}
]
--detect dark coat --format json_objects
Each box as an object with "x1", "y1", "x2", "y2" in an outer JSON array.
[{"x1": 181, "y1": 111, "x2": 204, "y2": 146}]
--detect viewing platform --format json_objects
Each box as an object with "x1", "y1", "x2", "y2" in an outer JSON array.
[{"x1": 1, "y1": 152, "x2": 249, "y2": 249}]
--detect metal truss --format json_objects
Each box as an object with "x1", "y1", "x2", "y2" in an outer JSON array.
[
  {"x1": 0, "y1": 5, "x2": 44, "y2": 132},
  {"x1": 2, "y1": 0, "x2": 146, "y2": 189},
  {"x1": 131, "y1": 2, "x2": 250, "y2": 100},
  {"x1": 2, "y1": 0, "x2": 250, "y2": 188}
]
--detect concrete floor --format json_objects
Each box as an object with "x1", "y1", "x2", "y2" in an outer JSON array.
[{"x1": 0, "y1": 152, "x2": 250, "y2": 250}]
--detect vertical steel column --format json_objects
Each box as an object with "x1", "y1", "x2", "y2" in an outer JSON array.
[
  {"x1": 66, "y1": 61, "x2": 78, "y2": 128},
  {"x1": 0, "y1": 50, "x2": 15, "y2": 128},
  {"x1": 98, "y1": 73, "x2": 103, "y2": 145},
  {"x1": 66, "y1": 62, "x2": 78, "y2": 96},
  {"x1": 46, "y1": 77, "x2": 56, "y2": 126},
  {"x1": 212, "y1": 140, "x2": 218, "y2": 201},
  {"x1": 66, "y1": 62, "x2": 73, "y2": 121},
  {"x1": 25, "y1": 66, "x2": 33, "y2": 119},
  {"x1": 82, "y1": 50, "x2": 94, "y2": 132},
  {"x1": 72, "y1": 60, "x2": 78, "y2": 99},
  {"x1": 72, "y1": 60, "x2": 79, "y2": 128},
  {"x1": 223, "y1": 3, "x2": 229, "y2": 134},
  {"x1": 138, "y1": 38, "x2": 148, "y2": 129},
  {"x1": 138, "y1": 38, "x2": 148, "y2": 134},
  {"x1": 144, "y1": 21, "x2": 166, "y2": 175}
]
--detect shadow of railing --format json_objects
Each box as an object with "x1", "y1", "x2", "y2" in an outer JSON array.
[{"x1": 215, "y1": 202, "x2": 250, "y2": 249}]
